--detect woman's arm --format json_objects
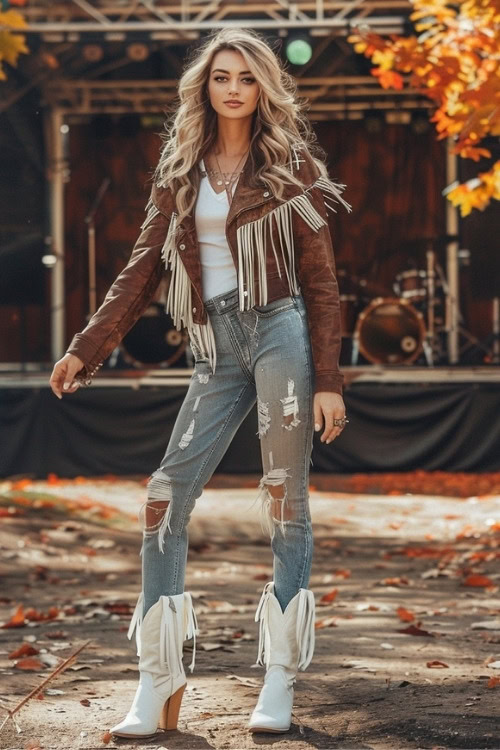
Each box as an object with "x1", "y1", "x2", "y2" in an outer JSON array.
[
  {"x1": 64, "y1": 186, "x2": 173, "y2": 387},
  {"x1": 293, "y1": 172, "x2": 345, "y2": 395},
  {"x1": 292, "y1": 148, "x2": 351, "y2": 443}
]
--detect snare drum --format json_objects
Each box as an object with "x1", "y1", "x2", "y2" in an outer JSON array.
[{"x1": 393, "y1": 270, "x2": 427, "y2": 303}]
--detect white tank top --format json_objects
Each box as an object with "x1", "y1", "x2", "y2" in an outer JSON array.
[{"x1": 195, "y1": 158, "x2": 238, "y2": 302}]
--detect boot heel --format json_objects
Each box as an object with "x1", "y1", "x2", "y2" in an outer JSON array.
[{"x1": 159, "y1": 683, "x2": 186, "y2": 730}]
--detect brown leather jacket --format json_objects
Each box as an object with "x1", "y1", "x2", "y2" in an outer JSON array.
[{"x1": 67, "y1": 145, "x2": 351, "y2": 394}]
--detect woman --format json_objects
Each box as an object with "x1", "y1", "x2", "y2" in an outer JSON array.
[{"x1": 49, "y1": 27, "x2": 351, "y2": 738}]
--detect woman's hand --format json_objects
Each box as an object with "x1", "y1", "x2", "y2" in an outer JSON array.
[
  {"x1": 313, "y1": 392, "x2": 347, "y2": 444},
  {"x1": 49, "y1": 353, "x2": 85, "y2": 400}
]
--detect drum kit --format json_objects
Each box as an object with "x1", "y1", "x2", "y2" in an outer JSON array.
[{"x1": 339, "y1": 238, "x2": 467, "y2": 367}]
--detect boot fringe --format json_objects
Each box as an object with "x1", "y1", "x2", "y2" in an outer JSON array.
[
  {"x1": 126, "y1": 590, "x2": 199, "y2": 672},
  {"x1": 159, "y1": 594, "x2": 198, "y2": 674},
  {"x1": 183, "y1": 592, "x2": 199, "y2": 673},
  {"x1": 254, "y1": 581, "x2": 316, "y2": 671},
  {"x1": 127, "y1": 592, "x2": 144, "y2": 657}
]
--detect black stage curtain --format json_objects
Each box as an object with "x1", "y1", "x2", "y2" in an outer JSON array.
[{"x1": 1, "y1": 383, "x2": 499, "y2": 479}]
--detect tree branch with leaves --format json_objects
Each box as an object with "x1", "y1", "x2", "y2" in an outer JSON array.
[
  {"x1": 0, "y1": 5, "x2": 29, "y2": 82},
  {"x1": 348, "y1": 0, "x2": 500, "y2": 216}
]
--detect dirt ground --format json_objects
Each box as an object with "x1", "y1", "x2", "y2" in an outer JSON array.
[{"x1": 0, "y1": 475, "x2": 499, "y2": 750}]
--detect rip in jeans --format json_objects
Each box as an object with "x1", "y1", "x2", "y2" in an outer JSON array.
[
  {"x1": 281, "y1": 378, "x2": 301, "y2": 430},
  {"x1": 256, "y1": 450, "x2": 294, "y2": 537},
  {"x1": 139, "y1": 469, "x2": 174, "y2": 556}
]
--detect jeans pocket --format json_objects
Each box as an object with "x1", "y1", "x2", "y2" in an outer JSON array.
[{"x1": 252, "y1": 296, "x2": 295, "y2": 318}]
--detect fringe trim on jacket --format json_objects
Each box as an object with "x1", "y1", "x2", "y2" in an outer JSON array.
[
  {"x1": 159, "y1": 174, "x2": 351, "y2": 375},
  {"x1": 236, "y1": 174, "x2": 352, "y2": 311},
  {"x1": 161, "y1": 212, "x2": 218, "y2": 375}
]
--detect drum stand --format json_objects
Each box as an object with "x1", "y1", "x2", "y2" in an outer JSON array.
[
  {"x1": 455, "y1": 296, "x2": 500, "y2": 363},
  {"x1": 435, "y1": 251, "x2": 497, "y2": 364}
]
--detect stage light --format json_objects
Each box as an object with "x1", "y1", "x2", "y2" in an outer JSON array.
[
  {"x1": 364, "y1": 111, "x2": 384, "y2": 133},
  {"x1": 285, "y1": 34, "x2": 312, "y2": 65},
  {"x1": 385, "y1": 110, "x2": 411, "y2": 125},
  {"x1": 42, "y1": 254, "x2": 57, "y2": 268},
  {"x1": 83, "y1": 44, "x2": 104, "y2": 63},
  {"x1": 126, "y1": 43, "x2": 149, "y2": 61}
]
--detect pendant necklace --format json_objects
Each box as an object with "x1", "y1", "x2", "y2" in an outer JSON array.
[{"x1": 210, "y1": 147, "x2": 249, "y2": 204}]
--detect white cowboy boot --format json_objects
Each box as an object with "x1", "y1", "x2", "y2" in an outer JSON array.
[
  {"x1": 110, "y1": 591, "x2": 198, "y2": 738},
  {"x1": 248, "y1": 581, "x2": 315, "y2": 733}
]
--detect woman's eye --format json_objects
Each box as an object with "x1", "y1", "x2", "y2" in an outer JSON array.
[{"x1": 213, "y1": 76, "x2": 255, "y2": 84}]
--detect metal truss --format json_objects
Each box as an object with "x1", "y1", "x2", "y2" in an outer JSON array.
[
  {"x1": 18, "y1": 0, "x2": 411, "y2": 36},
  {"x1": 43, "y1": 77, "x2": 432, "y2": 117}
]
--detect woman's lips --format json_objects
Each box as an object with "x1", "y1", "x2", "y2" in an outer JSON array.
[{"x1": 224, "y1": 101, "x2": 243, "y2": 107}]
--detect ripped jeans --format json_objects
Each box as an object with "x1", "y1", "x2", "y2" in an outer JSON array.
[{"x1": 140, "y1": 286, "x2": 314, "y2": 616}]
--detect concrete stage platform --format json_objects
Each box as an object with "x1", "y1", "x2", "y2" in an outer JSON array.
[{"x1": 1, "y1": 363, "x2": 500, "y2": 389}]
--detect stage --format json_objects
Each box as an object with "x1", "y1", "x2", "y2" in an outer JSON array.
[{"x1": 2, "y1": 365, "x2": 499, "y2": 478}]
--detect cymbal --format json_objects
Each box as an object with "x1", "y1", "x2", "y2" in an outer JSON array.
[{"x1": 338, "y1": 269, "x2": 392, "y2": 298}]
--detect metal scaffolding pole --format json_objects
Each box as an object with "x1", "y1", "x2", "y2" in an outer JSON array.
[
  {"x1": 446, "y1": 139, "x2": 460, "y2": 365},
  {"x1": 44, "y1": 107, "x2": 66, "y2": 363}
]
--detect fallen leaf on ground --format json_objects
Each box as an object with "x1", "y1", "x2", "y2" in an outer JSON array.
[
  {"x1": 315, "y1": 616, "x2": 337, "y2": 629},
  {"x1": 319, "y1": 588, "x2": 338, "y2": 604},
  {"x1": 463, "y1": 574, "x2": 494, "y2": 588},
  {"x1": 15, "y1": 657, "x2": 45, "y2": 671},
  {"x1": 396, "y1": 606, "x2": 415, "y2": 622},
  {"x1": 9, "y1": 643, "x2": 39, "y2": 659},
  {"x1": 382, "y1": 577, "x2": 409, "y2": 586},
  {"x1": 397, "y1": 623, "x2": 434, "y2": 637},
  {"x1": 426, "y1": 660, "x2": 449, "y2": 668}
]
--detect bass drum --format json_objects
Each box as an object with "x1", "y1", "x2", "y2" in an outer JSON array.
[
  {"x1": 120, "y1": 302, "x2": 188, "y2": 368},
  {"x1": 355, "y1": 297, "x2": 426, "y2": 365}
]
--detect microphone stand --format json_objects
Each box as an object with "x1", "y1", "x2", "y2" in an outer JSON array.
[{"x1": 84, "y1": 178, "x2": 111, "y2": 320}]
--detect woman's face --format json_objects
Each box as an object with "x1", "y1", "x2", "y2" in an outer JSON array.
[{"x1": 207, "y1": 49, "x2": 260, "y2": 121}]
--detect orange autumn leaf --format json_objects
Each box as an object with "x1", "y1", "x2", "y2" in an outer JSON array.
[
  {"x1": 1, "y1": 603, "x2": 26, "y2": 628},
  {"x1": 396, "y1": 606, "x2": 416, "y2": 622},
  {"x1": 397, "y1": 622, "x2": 434, "y2": 637},
  {"x1": 2, "y1": 603, "x2": 61, "y2": 628},
  {"x1": 320, "y1": 588, "x2": 339, "y2": 604},
  {"x1": 463, "y1": 574, "x2": 494, "y2": 587},
  {"x1": 333, "y1": 569, "x2": 351, "y2": 578},
  {"x1": 0, "y1": 507, "x2": 25, "y2": 517},
  {"x1": 8, "y1": 643, "x2": 39, "y2": 659},
  {"x1": 383, "y1": 576, "x2": 410, "y2": 586},
  {"x1": 15, "y1": 657, "x2": 45, "y2": 671},
  {"x1": 11, "y1": 478, "x2": 32, "y2": 490},
  {"x1": 372, "y1": 67, "x2": 405, "y2": 90},
  {"x1": 487, "y1": 676, "x2": 500, "y2": 688},
  {"x1": 315, "y1": 616, "x2": 337, "y2": 629},
  {"x1": 427, "y1": 660, "x2": 449, "y2": 668},
  {"x1": 348, "y1": 0, "x2": 500, "y2": 213}
]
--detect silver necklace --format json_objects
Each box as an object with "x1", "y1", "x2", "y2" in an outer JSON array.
[{"x1": 211, "y1": 148, "x2": 249, "y2": 187}]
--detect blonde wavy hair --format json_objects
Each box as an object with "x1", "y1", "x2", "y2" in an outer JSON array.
[{"x1": 152, "y1": 27, "x2": 329, "y2": 225}]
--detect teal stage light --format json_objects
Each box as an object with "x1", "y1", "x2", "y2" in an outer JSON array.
[{"x1": 286, "y1": 36, "x2": 312, "y2": 65}]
